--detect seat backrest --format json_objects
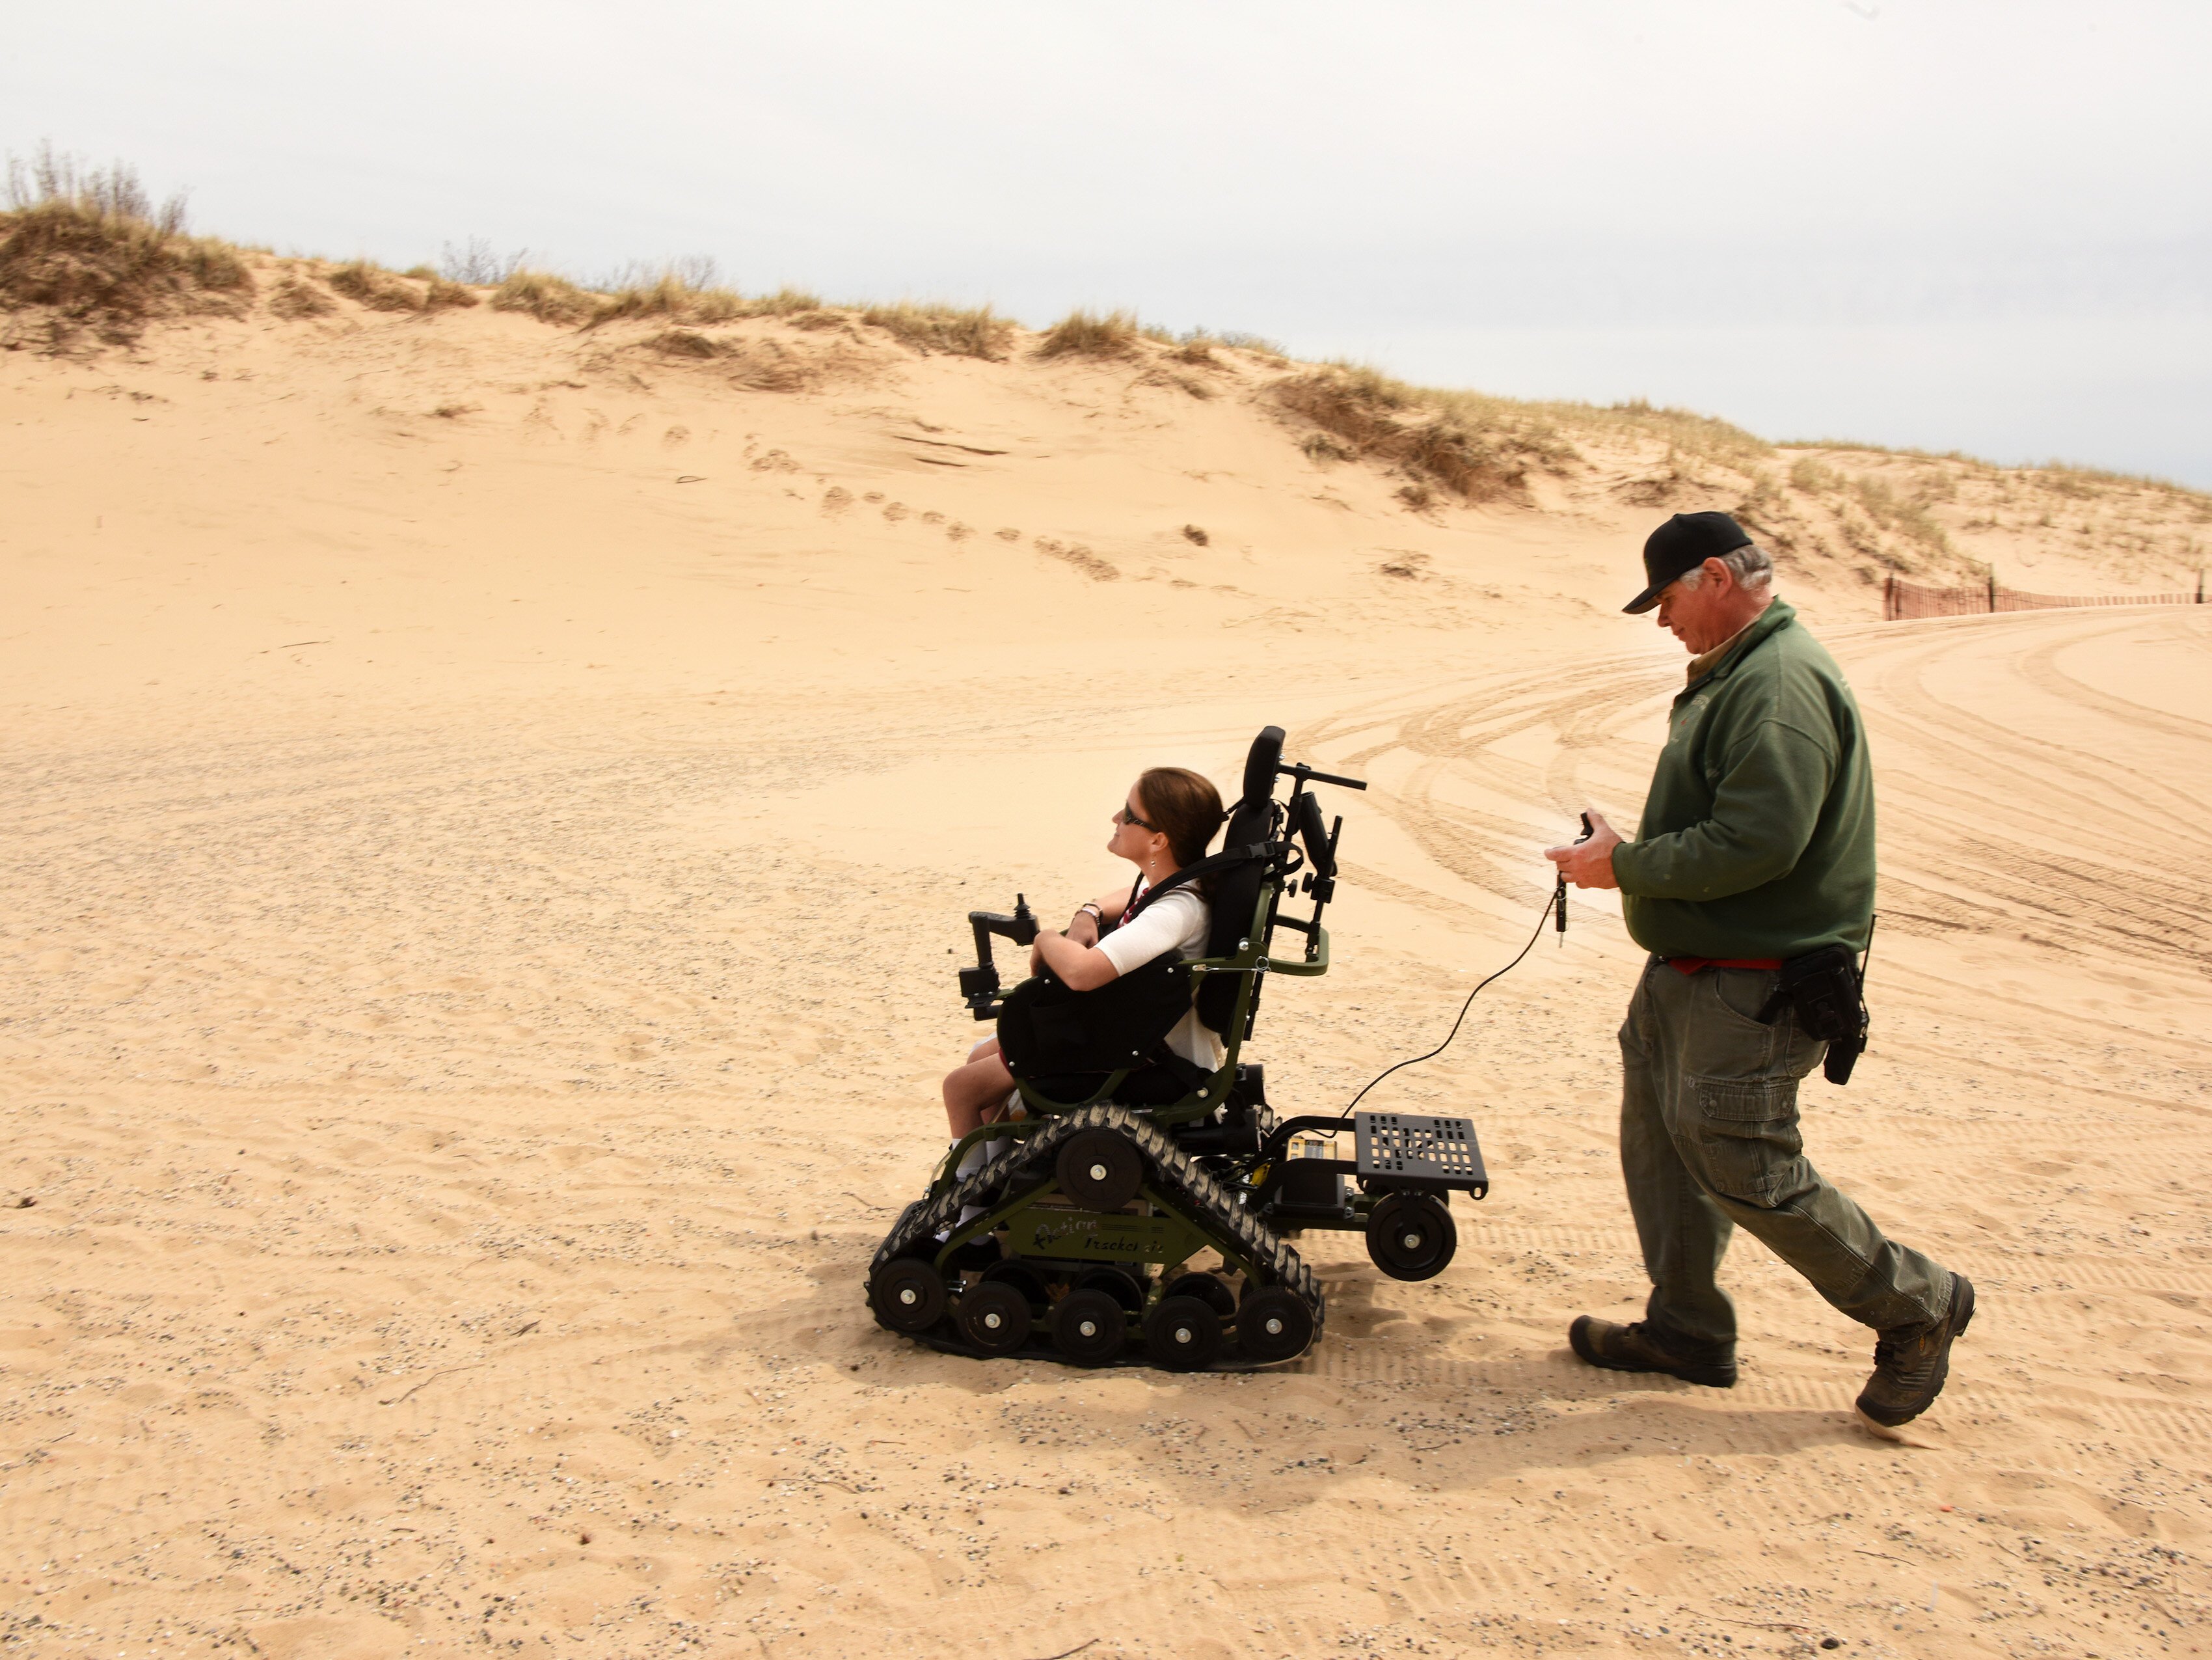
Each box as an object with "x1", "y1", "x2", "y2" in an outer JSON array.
[{"x1": 1194, "y1": 727, "x2": 1284, "y2": 1034}]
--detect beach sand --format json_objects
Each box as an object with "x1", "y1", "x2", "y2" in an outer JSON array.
[{"x1": 3, "y1": 292, "x2": 2209, "y2": 1657}]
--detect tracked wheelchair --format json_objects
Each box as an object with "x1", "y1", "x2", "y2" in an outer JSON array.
[{"x1": 867, "y1": 727, "x2": 1489, "y2": 1370}]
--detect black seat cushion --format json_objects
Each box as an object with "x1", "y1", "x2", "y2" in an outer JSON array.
[{"x1": 1025, "y1": 1065, "x2": 1193, "y2": 1109}]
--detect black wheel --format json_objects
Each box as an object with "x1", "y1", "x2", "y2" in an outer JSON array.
[
  {"x1": 1235, "y1": 1285, "x2": 1315, "y2": 1363},
  {"x1": 1365, "y1": 1191, "x2": 1457, "y2": 1282},
  {"x1": 957, "y1": 1280, "x2": 1034, "y2": 1355},
  {"x1": 1056, "y1": 1128, "x2": 1146, "y2": 1212},
  {"x1": 980, "y1": 1260, "x2": 1049, "y2": 1309},
  {"x1": 1074, "y1": 1265, "x2": 1148, "y2": 1311},
  {"x1": 1050, "y1": 1287, "x2": 1127, "y2": 1367},
  {"x1": 1144, "y1": 1294, "x2": 1223, "y2": 1371},
  {"x1": 1163, "y1": 1270, "x2": 1237, "y2": 1319},
  {"x1": 870, "y1": 1257, "x2": 947, "y2": 1334}
]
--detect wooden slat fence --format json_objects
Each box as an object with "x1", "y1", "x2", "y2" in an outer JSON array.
[{"x1": 1883, "y1": 574, "x2": 2207, "y2": 621}]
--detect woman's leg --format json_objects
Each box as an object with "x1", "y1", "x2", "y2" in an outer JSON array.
[{"x1": 943, "y1": 1037, "x2": 1014, "y2": 1137}]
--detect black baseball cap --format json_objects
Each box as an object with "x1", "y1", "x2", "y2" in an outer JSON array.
[{"x1": 1623, "y1": 511, "x2": 1753, "y2": 614}]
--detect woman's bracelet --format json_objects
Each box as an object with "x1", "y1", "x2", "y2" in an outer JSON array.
[{"x1": 1077, "y1": 902, "x2": 1103, "y2": 922}]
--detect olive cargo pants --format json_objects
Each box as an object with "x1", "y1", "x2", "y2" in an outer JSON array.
[{"x1": 1619, "y1": 958, "x2": 1953, "y2": 1350}]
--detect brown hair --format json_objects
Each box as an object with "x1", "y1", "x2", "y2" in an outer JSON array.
[{"x1": 1135, "y1": 766, "x2": 1226, "y2": 870}]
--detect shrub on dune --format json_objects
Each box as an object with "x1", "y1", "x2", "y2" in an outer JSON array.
[
  {"x1": 1034, "y1": 307, "x2": 1140, "y2": 360},
  {"x1": 1272, "y1": 364, "x2": 1571, "y2": 506},
  {"x1": 592, "y1": 271, "x2": 830, "y2": 329},
  {"x1": 491, "y1": 269, "x2": 597, "y2": 325},
  {"x1": 861, "y1": 301, "x2": 1014, "y2": 360},
  {"x1": 648, "y1": 327, "x2": 722, "y2": 358},
  {"x1": 746, "y1": 286, "x2": 827, "y2": 318},
  {"x1": 594, "y1": 271, "x2": 705, "y2": 323},
  {"x1": 327, "y1": 259, "x2": 427, "y2": 312},
  {"x1": 267, "y1": 275, "x2": 336, "y2": 319},
  {"x1": 0, "y1": 146, "x2": 252, "y2": 347}
]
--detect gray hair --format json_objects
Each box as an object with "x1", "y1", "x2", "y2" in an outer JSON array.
[{"x1": 1677, "y1": 541, "x2": 1774, "y2": 593}]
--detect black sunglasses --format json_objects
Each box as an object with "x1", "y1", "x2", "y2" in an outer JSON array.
[{"x1": 1114, "y1": 801, "x2": 1157, "y2": 831}]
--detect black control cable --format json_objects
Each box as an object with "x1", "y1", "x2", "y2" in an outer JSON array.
[
  {"x1": 1343, "y1": 815, "x2": 1591, "y2": 1113},
  {"x1": 1342, "y1": 888, "x2": 1558, "y2": 1113}
]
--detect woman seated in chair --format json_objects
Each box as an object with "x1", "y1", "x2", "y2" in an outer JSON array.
[{"x1": 941, "y1": 765, "x2": 1226, "y2": 1147}]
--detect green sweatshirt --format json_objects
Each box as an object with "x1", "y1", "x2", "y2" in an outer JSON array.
[{"x1": 1612, "y1": 599, "x2": 1876, "y2": 960}]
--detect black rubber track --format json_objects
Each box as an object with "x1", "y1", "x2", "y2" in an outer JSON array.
[{"x1": 867, "y1": 1104, "x2": 1323, "y2": 1370}]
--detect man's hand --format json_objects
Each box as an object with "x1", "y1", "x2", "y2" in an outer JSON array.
[{"x1": 1546, "y1": 810, "x2": 1624, "y2": 891}]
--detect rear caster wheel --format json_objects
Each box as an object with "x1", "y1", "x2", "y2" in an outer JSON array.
[
  {"x1": 1365, "y1": 1191, "x2": 1457, "y2": 1282},
  {"x1": 870, "y1": 1257, "x2": 947, "y2": 1334},
  {"x1": 1057, "y1": 1128, "x2": 1146, "y2": 1212},
  {"x1": 957, "y1": 1280, "x2": 1034, "y2": 1355},
  {"x1": 1163, "y1": 1271, "x2": 1237, "y2": 1319},
  {"x1": 1235, "y1": 1285, "x2": 1315, "y2": 1363},
  {"x1": 1144, "y1": 1294, "x2": 1222, "y2": 1371},
  {"x1": 1050, "y1": 1287, "x2": 1127, "y2": 1367}
]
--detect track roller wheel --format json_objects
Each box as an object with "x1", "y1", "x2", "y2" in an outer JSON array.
[
  {"x1": 870, "y1": 1257, "x2": 947, "y2": 1334},
  {"x1": 1145, "y1": 1294, "x2": 1223, "y2": 1371},
  {"x1": 1056, "y1": 1128, "x2": 1146, "y2": 1212},
  {"x1": 980, "y1": 1260, "x2": 1049, "y2": 1309},
  {"x1": 1235, "y1": 1285, "x2": 1315, "y2": 1363},
  {"x1": 1050, "y1": 1287, "x2": 1127, "y2": 1367},
  {"x1": 1365, "y1": 1191, "x2": 1457, "y2": 1282},
  {"x1": 1163, "y1": 1270, "x2": 1237, "y2": 1319},
  {"x1": 1074, "y1": 1265, "x2": 1148, "y2": 1311},
  {"x1": 957, "y1": 1280, "x2": 1033, "y2": 1355}
]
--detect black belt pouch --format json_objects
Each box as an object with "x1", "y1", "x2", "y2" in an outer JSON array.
[{"x1": 1757, "y1": 944, "x2": 1870, "y2": 1086}]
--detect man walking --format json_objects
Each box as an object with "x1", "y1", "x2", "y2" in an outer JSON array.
[{"x1": 1546, "y1": 511, "x2": 1972, "y2": 1429}]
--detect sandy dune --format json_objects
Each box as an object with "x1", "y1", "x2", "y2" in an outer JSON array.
[{"x1": 3, "y1": 292, "x2": 2209, "y2": 1659}]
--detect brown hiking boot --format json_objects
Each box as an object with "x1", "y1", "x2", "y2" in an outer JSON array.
[
  {"x1": 1569, "y1": 1315, "x2": 1736, "y2": 1388},
  {"x1": 1857, "y1": 1275, "x2": 1976, "y2": 1428}
]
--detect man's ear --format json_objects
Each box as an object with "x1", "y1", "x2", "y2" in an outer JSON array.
[{"x1": 1703, "y1": 556, "x2": 1734, "y2": 592}]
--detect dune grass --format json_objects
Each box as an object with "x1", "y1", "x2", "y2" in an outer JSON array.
[
  {"x1": 859, "y1": 301, "x2": 1015, "y2": 360},
  {"x1": 586, "y1": 271, "x2": 710, "y2": 324},
  {"x1": 1847, "y1": 474, "x2": 1952, "y2": 552},
  {"x1": 1789, "y1": 456, "x2": 1844, "y2": 495},
  {"x1": 1035, "y1": 307, "x2": 1141, "y2": 359},
  {"x1": 2027, "y1": 459, "x2": 2202, "y2": 500},
  {"x1": 1551, "y1": 396, "x2": 1771, "y2": 472},
  {"x1": 0, "y1": 147, "x2": 252, "y2": 346},
  {"x1": 491, "y1": 269, "x2": 597, "y2": 325},
  {"x1": 326, "y1": 258, "x2": 478, "y2": 313},
  {"x1": 588, "y1": 269, "x2": 825, "y2": 328},
  {"x1": 491, "y1": 268, "x2": 1010, "y2": 357},
  {"x1": 1785, "y1": 437, "x2": 2207, "y2": 508},
  {"x1": 267, "y1": 275, "x2": 335, "y2": 320},
  {"x1": 1271, "y1": 362, "x2": 1578, "y2": 504},
  {"x1": 647, "y1": 327, "x2": 722, "y2": 359}
]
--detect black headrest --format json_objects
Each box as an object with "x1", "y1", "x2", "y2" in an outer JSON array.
[
  {"x1": 1197, "y1": 728, "x2": 1285, "y2": 1035},
  {"x1": 1241, "y1": 726, "x2": 1284, "y2": 812}
]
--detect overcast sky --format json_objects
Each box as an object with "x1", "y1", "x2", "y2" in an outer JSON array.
[{"x1": 11, "y1": 1, "x2": 2209, "y2": 484}]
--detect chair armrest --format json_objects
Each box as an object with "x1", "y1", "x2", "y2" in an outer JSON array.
[{"x1": 1266, "y1": 926, "x2": 1330, "y2": 977}]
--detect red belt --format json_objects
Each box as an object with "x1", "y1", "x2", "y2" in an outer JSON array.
[{"x1": 1666, "y1": 956, "x2": 1783, "y2": 976}]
